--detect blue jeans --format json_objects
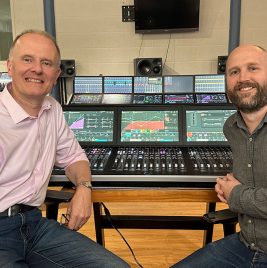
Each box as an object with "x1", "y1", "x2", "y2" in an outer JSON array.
[
  {"x1": 0, "y1": 208, "x2": 130, "y2": 268},
  {"x1": 170, "y1": 233, "x2": 267, "y2": 268}
]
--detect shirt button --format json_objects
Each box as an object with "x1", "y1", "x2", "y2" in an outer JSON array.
[
  {"x1": 248, "y1": 219, "x2": 252, "y2": 223},
  {"x1": 248, "y1": 164, "x2": 252, "y2": 168},
  {"x1": 251, "y1": 243, "x2": 255, "y2": 247},
  {"x1": 249, "y1": 138, "x2": 253, "y2": 141}
]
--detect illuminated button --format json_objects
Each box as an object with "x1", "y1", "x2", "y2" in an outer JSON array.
[{"x1": 248, "y1": 164, "x2": 252, "y2": 168}]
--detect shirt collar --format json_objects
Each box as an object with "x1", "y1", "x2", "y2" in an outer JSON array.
[
  {"x1": 1, "y1": 86, "x2": 52, "y2": 124},
  {"x1": 229, "y1": 109, "x2": 267, "y2": 133}
]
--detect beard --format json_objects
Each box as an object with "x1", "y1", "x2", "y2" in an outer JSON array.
[{"x1": 227, "y1": 81, "x2": 267, "y2": 113}]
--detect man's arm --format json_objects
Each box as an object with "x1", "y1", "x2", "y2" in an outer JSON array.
[
  {"x1": 64, "y1": 160, "x2": 92, "y2": 230},
  {"x1": 215, "y1": 173, "x2": 267, "y2": 220}
]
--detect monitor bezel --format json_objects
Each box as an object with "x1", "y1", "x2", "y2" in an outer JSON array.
[
  {"x1": 182, "y1": 105, "x2": 236, "y2": 146},
  {"x1": 62, "y1": 105, "x2": 117, "y2": 146},
  {"x1": 117, "y1": 106, "x2": 182, "y2": 146}
]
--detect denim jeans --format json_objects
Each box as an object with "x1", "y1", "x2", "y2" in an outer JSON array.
[
  {"x1": 170, "y1": 233, "x2": 267, "y2": 268},
  {"x1": 0, "y1": 208, "x2": 130, "y2": 268}
]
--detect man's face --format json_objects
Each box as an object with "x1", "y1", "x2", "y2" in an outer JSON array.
[
  {"x1": 7, "y1": 33, "x2": 61, "y2": 101},
  {"x1": 226, "y1": 45, "x2": 267, "y2": 113}
]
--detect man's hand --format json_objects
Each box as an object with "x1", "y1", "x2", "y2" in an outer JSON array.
[
  {"x1": 215, "y1": 173, "x2": 241, "y2": 203},
  {"x1": 66, "y1": 186, "x2": 92, "y2": 230}
]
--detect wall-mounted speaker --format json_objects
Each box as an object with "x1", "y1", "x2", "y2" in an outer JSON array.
[
  {"x1": 134, "y1": 58, "x2": 162, "y2": 76},
  {"x1": 217, "y1": 56, "x2": 228, "y2": 74},
  {"x1": 60, "y1": 59, "x2": 76, "y2": 77}
]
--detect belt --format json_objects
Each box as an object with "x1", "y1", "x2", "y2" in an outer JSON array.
[{"x1": 0, "y1": 204, "x2": 36, "y2": 217}]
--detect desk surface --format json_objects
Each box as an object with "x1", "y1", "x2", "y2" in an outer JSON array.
[{"x1": 90, "y1": 188, "x2": 219, "y2": 203}]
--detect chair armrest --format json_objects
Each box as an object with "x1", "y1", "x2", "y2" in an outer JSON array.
[
  {"x1": 45, "y1": 189, "x2": 74, "y2": 203},
  {"x1": 203, "y1": 209, "x2": 238, "y2": 224}
]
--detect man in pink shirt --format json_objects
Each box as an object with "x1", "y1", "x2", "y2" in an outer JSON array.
[{"x1": 0, "y1": 29, "x2": 129, "y2": 268}]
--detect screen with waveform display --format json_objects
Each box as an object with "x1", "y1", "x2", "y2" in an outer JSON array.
[
  {"x1": 134, "y1": 76, "x2": 163, "y2": 93},
  {"x1": 64, "y1": 110, "x2": 114, "y2": 142},
  {"x1": 103, "y1": 76, "x2": 133, "y2": 93},
  {"x1": 194, "y1": 74, "x2": 226, "y2": 93},
  {"x1": 120, "y1": 110, "x2": 179, "y2": 143},
  {"x1": 73, "y1": 76, "x2": 103, "y2": 94},
  {"x1": 164, "y1": 75, "x2": 194, "y2": 93},
  {"x1": 0, "y1": 72, "x2": 12, "y2": 91},
  {"x1": 185, "y1": 109, "x2": 236, "y2": 143}
]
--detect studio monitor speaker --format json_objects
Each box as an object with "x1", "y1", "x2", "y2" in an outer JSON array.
[
  {"x1": 217, "y1": 56, "x2": 228, "y2": 74},
  {"x1": 60, "y1": 59, "x2": 76, "y2": 77},
  {"x1": 134, "y1": 58, "x2": 162, "y2": 76}
]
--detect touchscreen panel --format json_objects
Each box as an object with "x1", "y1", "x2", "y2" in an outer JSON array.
[
  {"x1": 74, "y1": 76, "x2": 102, "y2": 94},
  {"x1": 186, "y1": 109, "x2": 236, "y2": 142},
  {"x1": 164, "y1": 75, "x2": 194, "y2": 93},
  {"x1": 64, "y1": 110, "x2": 114, "y2": 142},
  {"x1": 134, "y1": 76, "x2": 163, "y2": 93},
  {"x1": 194, "y1": 74, "x2": 226, "y2": 93},
  {"x1": 120, "y1": 110, "x2": 179, "y2": 142}
]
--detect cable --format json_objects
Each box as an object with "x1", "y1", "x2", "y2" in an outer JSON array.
[
  {"x1": 138, "y1": 34, "x2": 144, "y2": 58},
  {"x1": 162, "y1": 33, "x2": 172, "y2": 74},
  {"x1": 100, "y1": 202, "x2": 144, "y2": 268}
]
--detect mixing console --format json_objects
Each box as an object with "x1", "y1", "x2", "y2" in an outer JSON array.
[
  {"x1": 51, "y1": 74, "x2": 235, "y2": 188},
  {"x1": 51, "y1": 146, "x2": 232, "y2": 188}
]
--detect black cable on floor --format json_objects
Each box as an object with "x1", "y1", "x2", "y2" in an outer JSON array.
[{"x1": 100, "y1": 202, "x2": 144, "y2": 268}]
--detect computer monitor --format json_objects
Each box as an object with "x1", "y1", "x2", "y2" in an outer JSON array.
[
  {"x1": 185, "y1": 107, "x2": 236, "y2": 144},
  {"x1": 163, "y1": 75, "x2": 194, "y2": 93},
  {"x1": 103, "y1": 76, "x2": 133, "y2": 94},
  {"x1": 134, "y1": 76, "x2": 163, "y2": 94},
  {"x1": 0, "y1": 72, "x2": 12, "y2": 91},
  {"x1": 63, "y1": 108, "x2": 115, "y2": 144},
  {"x1": 73, "y1": 76, "x2": 103, "y2": 94},
  {"x1": 119, "y1": 108, "x2": 180, "y2": 144},
  {"x1": 194, "y1": 74, "x2": 226, "y2": 93}
]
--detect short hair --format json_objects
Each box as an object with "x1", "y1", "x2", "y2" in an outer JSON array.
[{"x1": 9, "y1": 29, "x2": 61, "y2": 64}]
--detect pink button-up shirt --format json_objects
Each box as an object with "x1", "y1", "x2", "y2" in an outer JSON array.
[{"x1": 0, "y1": 86, "x2": 88, "y2": 212}]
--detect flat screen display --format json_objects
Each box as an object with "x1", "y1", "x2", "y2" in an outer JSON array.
[
  {"x1": 186, "y1": 109, "x2": 236, "y2": 142},
  {"x1": 102, "y1": 94, "x2": 132, "y2": 104},
  {"x1": 133, "y1": 94, "x2": 162, "y2": 104},
  {"x1": 195, "y1": 93, "x2": 228, "y2": 104},
  {"x1": 120, "y1": 110, "x2": 179, "y2": 142},
  {"x1": 0, "y1": 72, "x2": 12, "y2": 91},
  {"x1": 73, "y1": 76, "x2": 102, "y2": 94},
  {"x1": 103, "y1": 76, "x2": 133, "y2": 94},
  {"x1": 134, "y1": 76, "x2": 162, "y2": 93},
  {"x1": 164, "y1": 76, "x2": 194, "y2": 93},
  {"x1": 134, "y1": 0, "x2": 200, "y2": 34},
  {"x1": 194, "y1": 74, "x2": 226, "y2": 93},
  {"x1": 64, "y1": 111, "x2": 114, "y2": 142},
  {"x1": 164, "y1": 94, "x2": 194, "y2": 104},
  {"x1": 71, "y1": 94, "x2": 102, "y2": 104}
]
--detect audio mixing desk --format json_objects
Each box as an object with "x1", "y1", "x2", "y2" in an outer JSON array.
[{"x1": 50, "y1": 74, "x2": 236, "y2": 189}]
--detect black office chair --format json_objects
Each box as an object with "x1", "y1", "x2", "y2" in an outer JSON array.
[
  {"x1": 45, "y1": 189, "x2": 74, "y2": 220},
  {"x1": 203, "y1": 208, "x2": 238, "y2": 238}
]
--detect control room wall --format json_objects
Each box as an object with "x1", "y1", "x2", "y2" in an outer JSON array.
[{"x1": 1, "y1": 0, "x2": 267, "y2": 75}]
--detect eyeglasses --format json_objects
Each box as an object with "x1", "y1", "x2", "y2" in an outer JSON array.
[{"x1": 60, "y1": 213, "x2": 70, "y2": 226}]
